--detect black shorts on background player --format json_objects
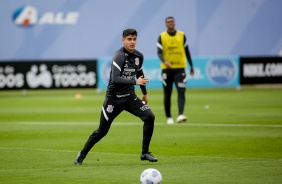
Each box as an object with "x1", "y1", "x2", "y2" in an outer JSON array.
[{"x1": 162, "y1": 68, "x2": 186, "y2": 120}]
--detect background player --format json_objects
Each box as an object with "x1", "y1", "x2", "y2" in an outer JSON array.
[{"x1": 157, "y1": 16, "x2": 194, "y2": 124}]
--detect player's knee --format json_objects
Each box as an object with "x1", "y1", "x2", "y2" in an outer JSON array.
[
  {"x1": 144, "y1": 112, "x2": 155, "y2": 122},
  {"x1": 93, "y1": 129, "x2": 108, "y2": 137},
  {"x1": 150, "y1": 113, "x2": 155, "y2": 121}
]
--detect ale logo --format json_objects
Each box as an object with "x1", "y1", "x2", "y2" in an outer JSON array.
[
  {"x1": 206, "y1": 58, "x2": 238, "y2": 85},
  {"x1": 13, "y1": 5, "x2": 38, "y2": 26},
  {"x1": 12, "y1": 5, "x2": 79, "y2": 26}
]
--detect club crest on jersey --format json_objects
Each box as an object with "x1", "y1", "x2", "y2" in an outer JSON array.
[
  {"x1": 106, "y1": 105, "x2": 114, "y2": 113},
  {"x1": 162, "y1": 73, "x2": 167, "y2": 80},
  {"x1": 135, "y1": 58, "x2": 139, "y2": 66}
]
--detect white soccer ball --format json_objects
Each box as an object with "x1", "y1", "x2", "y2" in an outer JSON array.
[{"x1": 140, "y1": 168, "x2": 163, "y2": 184}]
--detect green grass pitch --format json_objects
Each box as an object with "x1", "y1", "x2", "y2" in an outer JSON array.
[{"x1": 0, "y1": 87, "x2": 281, "y2": 183}]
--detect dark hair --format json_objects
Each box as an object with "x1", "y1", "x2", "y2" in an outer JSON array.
[
  {"x1": 165, "y1": 16, "x2": 174, "y2": 23},
  {"x1": 122, "y1": 29, "x2": 137, "y2": 38}
]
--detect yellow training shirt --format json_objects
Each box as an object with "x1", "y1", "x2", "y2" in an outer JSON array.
[{"x1": 160, "y1": 31, "x2": 187, "y2": 69}]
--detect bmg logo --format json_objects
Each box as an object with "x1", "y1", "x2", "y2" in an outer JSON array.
[
  {"x1": 206, "y1": 58, "x2": 238, "y2": 85},
  {"x1": 12, "y1": 5, "x2": 79, "y2": 26}
]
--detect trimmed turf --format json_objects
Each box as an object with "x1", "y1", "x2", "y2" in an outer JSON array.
[{"x1": 0, "y1": 87, "x2": 281, "y2": 183}]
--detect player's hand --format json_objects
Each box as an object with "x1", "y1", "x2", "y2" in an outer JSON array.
[
  {"x1": 190, "y1": 67, "x2": 194, "y2": 76},
  {"x1": 136, "y1": 75, "x2": 149, "y2": 86},
  {"x1": 142, "y1": 94, "x2": 148, "y2": 104},
  {"x1": 164, "y1": 61, "x2": 172, "y2": 69}
]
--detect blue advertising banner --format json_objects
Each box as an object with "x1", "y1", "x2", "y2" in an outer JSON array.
[
  {"x1": 188, "y1": 56, "x2": 240, "y2": 88},
  {"x1": 97, "y1": 56, "x2": 240, "y2": 89}
]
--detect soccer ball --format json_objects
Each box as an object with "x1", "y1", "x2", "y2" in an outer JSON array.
[{"x1": 140, "y1": 168, "x2": 163, "y2": 184}]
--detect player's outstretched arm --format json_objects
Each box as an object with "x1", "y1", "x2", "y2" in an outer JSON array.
[{"x1": 136, "y1": 75, "x2": 149, "y2": 86}]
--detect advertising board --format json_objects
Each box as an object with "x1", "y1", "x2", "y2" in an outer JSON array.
[
  {"x1": 98, "y1": 56, "x2": 240, "y2": 89},
  {"x1": 240, "y1": 57, "x2": 282, "y2": 84},
  {"x1": 0, "y1": 60, "x2": 97, "y2": 90}
]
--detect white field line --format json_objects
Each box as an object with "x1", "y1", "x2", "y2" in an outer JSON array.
[
  {"x1": 0, "y1": 147, "x2": 281, "y2": 162},
  {"x1": 0, "y1": 160, "x2": 281, "y2": 173},
  {"x1": 1, "y1": 123, "x2": 281, "y2": 172},
  {"x1": 0, "y1": 147, "x2": 281, "y2": 172},
  {"x1": 0, "y1": 147, "x2": 136, "y2": 156},
  {"x1": 2, "y1": 122, "x2": 282, "y2": 128}
]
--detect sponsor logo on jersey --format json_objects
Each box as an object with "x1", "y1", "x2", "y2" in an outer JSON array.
[
  {"x1": 116, "y1": 94, "x2": 130, "y2": 98},
  {"x1": 124, "y1": 68, "x2": 135, "y2": 72},
  {"x1": 12, "y1": 5, "x2": 79, "y2": 27},
  {"x1": 206, "y1": 58, "x2": 237, "y2": 85},
  {"x1": 140, "y1": 104, "x2": 149, "y2": 111}
]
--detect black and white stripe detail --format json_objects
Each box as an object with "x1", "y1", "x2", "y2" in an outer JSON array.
[
  {"x1": 102, "y1": 106, "x2": 109, "y2": 121},
  {"x1": 156, "y1": 42, "x2": 163, "y2": 50},
  {"x1": 113, "y1": 61, "x2": 121, "y2": 71}
]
